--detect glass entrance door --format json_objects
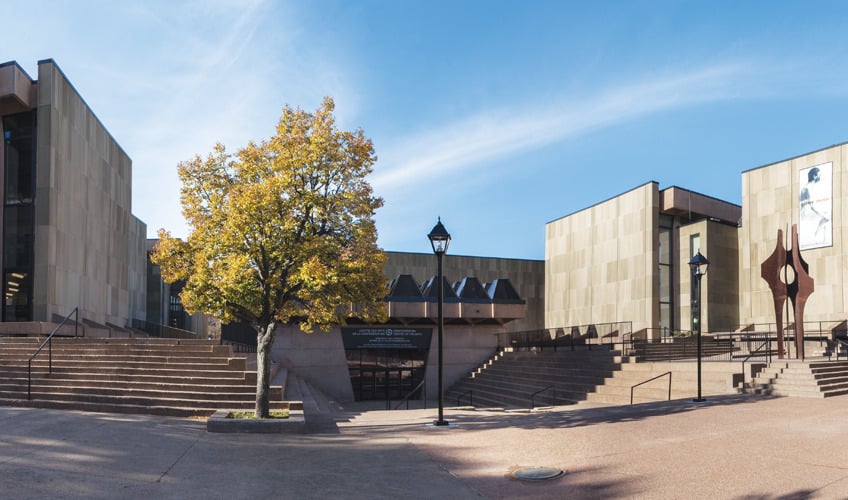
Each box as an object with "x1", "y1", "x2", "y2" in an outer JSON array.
[{"x1": 346, "y1": 348, "x2": 427, "y2": 401}]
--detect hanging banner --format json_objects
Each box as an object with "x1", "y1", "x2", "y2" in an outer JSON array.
[
  {"x1": 341, "y1": 327, "x2": 433, "y2": 350},
  {"x1": 799, "y1": 162, "x2": 833, "y2": 250}
]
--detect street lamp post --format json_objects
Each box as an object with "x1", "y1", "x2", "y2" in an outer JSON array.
[
  {"x1": 689, "y1": 250, "x2": 710, "y2": 403},
  {"x1": 428, "y1": 218, "x2": 451, "y2": 426}
]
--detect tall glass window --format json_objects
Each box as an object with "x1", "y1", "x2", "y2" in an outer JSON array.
[
  {"x1": 2, "y1": 111, "x2": 36, "y2": 322},
  {"x1": 689, "y1": 233, "x2": 701, "y2": 333},
  {"x1": 658, "y1": 215, "x2": 673, "y2": 335}
]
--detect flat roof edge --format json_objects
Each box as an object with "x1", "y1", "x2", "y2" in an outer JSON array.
[
  {"x1": 743, "y1": 140, "x2": 848, "y2": 174},
  {"x1": 0, "y1": 60, "x2": 34, "y2": 82},
  {"x1": 36, "y1": 59, "x2": 133, "y2": 161},
  {"x1": 662, "y1": 185, "x2": 741, "y2": 209}
]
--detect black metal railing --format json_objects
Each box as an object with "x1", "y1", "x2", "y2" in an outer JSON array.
[
  {"x1": 131, "y1": 319, "x2": 203, "y2": 339},
  {"x1": 392, "y1": 378, "x2": 427, "y2": 410},
  {"x1": 628, "y1": 331, "x2": 805, "y2": 363},
  {"x1": 832, "y1": 338, "x2": 848, "y2": 361},
  {"x1": 740, "y1": 338, "x2": 772, "y2": 385},
  {"x1": 496, "y1": 321, "x2": 633, "y2": 352},
  {"x1": 630, "y1": 371, "x2": 671, "y2": 405},
  {"x1": 734, "y1": 320, "x2": 845, "y2": 345},
  {"x1": 530, "y1": 385, "x2": 555, "y2": 409},
  {"x1": 457, "y1": 389, "x2": 473, "y2": 407},
  {"x1": 28, "y1": 308, "x2": 78, "y2": 400},
  {"x1": 222, "y1": 339, "x2": 257, "y2": 353}
]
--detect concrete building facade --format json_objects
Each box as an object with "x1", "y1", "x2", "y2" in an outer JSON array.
[
  {"x1": 740, "y1": 143, "x2": 848, "y2": 327},
  {"x1": 271, "y1": 251, "x2": 544, "y2": 402},
  {"x1": 545, "y1": 182, "x2": 741, "y2": 336},
  {"x1": 0, "y1": 60, "x2": 146, "y2": 330},
  {"x1": 542, "y1": 141, "x2": 848, "y2": 339}
]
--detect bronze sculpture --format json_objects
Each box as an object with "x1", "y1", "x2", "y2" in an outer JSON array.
[{"x1": 760, "y1": 224, "x2": 814, "y2": 359}]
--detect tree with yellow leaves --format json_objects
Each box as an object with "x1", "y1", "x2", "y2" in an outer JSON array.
[{"x1": 152, "y1": 97, "x2": 387, "y2": 417}]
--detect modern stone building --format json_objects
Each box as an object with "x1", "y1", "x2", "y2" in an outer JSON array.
[
  {"x1": 0, "y1": 60, "x2": 146, "y2": 331},
  {"x1": 19, "y1": 56, "x2": 848, "y2": 404},
  {"x1": 740, "y1": 143, "x2": 848, "y2": 327},
  {"x1": 544, "y1": 141, "x2": 848, "y2": 340},
  {"x1": 272, "y1": 251, "x2": 544, "y2": 402},
  {"x1": 545, "y1": 182, "x2": 741, "y2": 336}
]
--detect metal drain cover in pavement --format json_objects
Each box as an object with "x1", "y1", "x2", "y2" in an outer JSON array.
[{"x1": 511, "y1": 467, "x2": 566, "y2": 481}]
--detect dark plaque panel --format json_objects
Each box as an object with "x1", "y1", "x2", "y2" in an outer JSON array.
[{"x1": 341, "y1": 327, "x2": 433, "y2": 350}]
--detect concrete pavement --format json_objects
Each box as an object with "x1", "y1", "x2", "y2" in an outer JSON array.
[{"x1": 4, "y1": 394, "x2": 848, "y2": 498}]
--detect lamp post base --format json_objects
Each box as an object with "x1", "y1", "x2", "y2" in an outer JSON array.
[
  {"x1": 433, "y1": 419, "x2": 451, "y2": 426},
  {"x1": 693, "y1": 398, "x2": 707, "y2": 403}
]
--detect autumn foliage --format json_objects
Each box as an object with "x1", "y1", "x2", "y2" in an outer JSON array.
[{"x1": 152, "y1": 97, "x2": 387, "y2": 416}]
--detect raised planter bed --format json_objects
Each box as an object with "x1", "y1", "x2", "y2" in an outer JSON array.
[{"x1": 206, "y1": 408, "x2": 305, "y2": 433}]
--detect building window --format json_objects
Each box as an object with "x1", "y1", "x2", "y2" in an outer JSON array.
[
  {"x1": 689, "y1": 233, "x2": 701, "y2": 332},
  {"x1": 168, "y1": 281, "x2": 187, "y2": 329},
  {"x1": 2, "y1": 111, "x2": 36, "y2": 322},
  {"x1": 658, "y1": 215, "x2": 673, "y2": 335}
]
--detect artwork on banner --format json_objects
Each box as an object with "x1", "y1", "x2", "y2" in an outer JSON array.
[{"x1": 799, "y1": 162, "x2": 832, "y2": 250}]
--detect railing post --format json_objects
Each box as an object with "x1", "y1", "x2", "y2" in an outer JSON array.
[
  {"x1": 668, "y1": 372, "x2": 672, "y2": 401},
  {"x1": 768, "y1": 336, "x2": 771, "y2": 364}
]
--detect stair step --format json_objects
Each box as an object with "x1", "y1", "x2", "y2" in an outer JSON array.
[{"x1": 0, "y1": 337, "x2": 276, "y2": 417}]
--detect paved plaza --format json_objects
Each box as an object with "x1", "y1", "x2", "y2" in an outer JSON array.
[{"x1": 3, "y1": 394, "x2": 848, "y2": 499}]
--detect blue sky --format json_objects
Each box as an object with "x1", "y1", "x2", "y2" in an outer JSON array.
[{"x1": 4, "y1": 1, "x2": 848, "y2": 260}]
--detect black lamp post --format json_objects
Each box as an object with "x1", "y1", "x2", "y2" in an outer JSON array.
[
  {"x1": 689, "y1": 250, "x2": 709, "y2": 403},
  {"x1": 428, "y1": 218, "x2": 451, "y2": 426}
]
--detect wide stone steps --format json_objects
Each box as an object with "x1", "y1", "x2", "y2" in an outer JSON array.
[
  {"x1": 743, "y1": 360, "x2": 848, "y2": 398},
  {"x1": 448, "y1": 348, "x2": 747, "y2": 407},
  {"x1": 2, "y1": 365, "x2": 249, "y2": 379},
  {"x1": 0, "y1": 336, "x2": 283, "y2": 417},
  {"x1": 458, "y1": 378, "x2": 589, "y2": 404},
  {"x1": 0, "y1": 375, "x2": 260, "y2": 393},
  {"x1": 3, "y1": 358, "x2": 244, "y2": 371},
  {"x1": 0, "y1": 382, "x2": 277, "y2": 401},
  {"x1": 0, "y1": 368, "x2": 256, "y2": 385},
  {"x1": 0, "y1": 352, "x2": 233, "y2": 362},
  {"x1": 0, "y1": 397, "x2": 284, "y2": 418},
  {"x1": 471, "y1": 371, "x2": 604, "y2": 391},
  {"x1": 446, "y1": 350, "x2": 621, "y2": 408}
]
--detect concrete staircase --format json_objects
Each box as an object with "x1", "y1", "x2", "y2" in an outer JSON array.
[
  {"x1": 445, "y1": 349, "x2": 622, "y2": 408},
  {"x1": 585, "y1": 360, "x2": 740, "y2": 404},
  {"x1": 743, "y1": 360, "x2": 848, "y2": 398},
  {"x1": 0, "y1": 336, "x2": 286, "y2": 417},
  {"x1": 446, "y1": 349, "x2": 744, "y2": 408}
]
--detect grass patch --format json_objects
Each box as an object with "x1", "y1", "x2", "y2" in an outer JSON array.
[{"x1": 228, "y1": 410, "x2": 290, "y2": 420}]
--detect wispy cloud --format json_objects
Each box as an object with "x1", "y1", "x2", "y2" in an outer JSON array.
[{"x1": 371, "y1": 63, "x2": 747, "y2": 192}]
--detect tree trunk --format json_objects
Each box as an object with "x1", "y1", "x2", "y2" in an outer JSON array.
[{"x1": 255, "y1": 321, "x2": 277, "y2": 418}]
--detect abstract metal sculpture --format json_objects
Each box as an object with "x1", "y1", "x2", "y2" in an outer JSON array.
[{"x1": 760, "y1": 224, "x2": 814, "y2": 359}]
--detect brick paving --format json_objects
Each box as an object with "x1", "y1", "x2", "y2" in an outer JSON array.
[{"x1": 4, "y1": 394, "x2": 848, "y2": 498}]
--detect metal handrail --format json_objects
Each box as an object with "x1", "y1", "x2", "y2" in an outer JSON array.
[
  {"x1": 622, "y1": 332, "x2": 637, "y2": 356},
  {"x1": 630, "y1": 371, "x2": 671, "y2": 405},
  {"x1": 131, "y1": 319, "x2": 203, "y2": 339},
  {"x1": 457, "y1": 389, "x2": 473, "y2": 407},
  {"x1": 392, "y1": 378, "x2": 427, "y2": 410},
  {"x1": 530, "y1": 385, "x2": 555, "y2": 409},
  {"x1": 833, "y1": 338, "x2": 848, "y2": 361},
  {"x1": 222, "y1": 339, "x2": 257, "y2": 353},
  {"x1": 496, "y1": 321, "x2": 633, "y2": 352},
  {"x1": 740, "y1": 338, "x2": 771, "y2": 385},
  {"x1": 28, "y1": 308, "x2": 78, "y2": 400}
]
